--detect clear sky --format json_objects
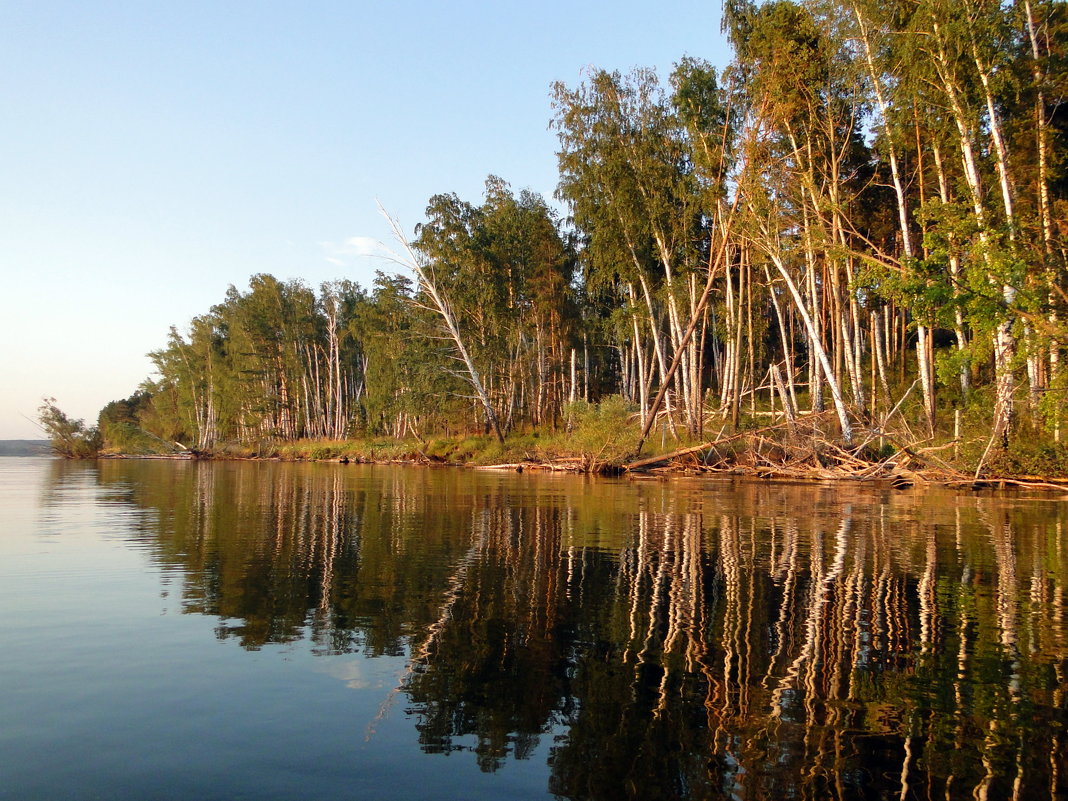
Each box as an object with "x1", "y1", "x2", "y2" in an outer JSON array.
[{"x1": 0, "y1": 1, "x2": 731, "y2": 439}]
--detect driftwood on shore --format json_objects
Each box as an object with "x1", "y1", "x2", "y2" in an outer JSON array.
[
  {"x1": 625, "y1": 420, "x2": 802, "y2": 470},
  {"x1": 476, "y1": 455, "x2": 620, "y2": 474},
  {"x1": 616, "y1": 417, "x2": 1068, "y2": 492}
]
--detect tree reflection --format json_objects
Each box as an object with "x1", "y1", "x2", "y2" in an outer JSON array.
[{"x1": 87, "y1": 461, "x2": 1068, "y2": 800}]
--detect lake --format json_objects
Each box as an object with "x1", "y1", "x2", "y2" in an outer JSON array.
[{"x1": 1, "y1": 457, "x2": 1066, "y2": 800}]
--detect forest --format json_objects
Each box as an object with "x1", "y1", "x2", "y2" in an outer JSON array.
[{"x1": 65, "y1": 0, "x2": 1068, "y2": 474}]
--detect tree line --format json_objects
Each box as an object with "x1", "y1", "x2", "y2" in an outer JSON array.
[{"x1": 88, "y1": 0, "x2": 1066, "y2": 456}]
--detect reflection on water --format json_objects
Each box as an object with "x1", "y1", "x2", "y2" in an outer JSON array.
[{"x1": 46, "y1": 461, "x2": 1068, "y2": 798}]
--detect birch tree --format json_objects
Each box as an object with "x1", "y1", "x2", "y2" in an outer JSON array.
[{"x1": 382, "y1": 207, "x2": 507, "y2": 444}]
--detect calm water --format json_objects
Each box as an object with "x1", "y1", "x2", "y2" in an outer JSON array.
[{"x1": 1, "y1": 458, "x2": 1067, "y2": 800}]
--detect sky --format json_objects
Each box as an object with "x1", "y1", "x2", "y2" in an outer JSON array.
[{"x1": 0, "y1": 1, "x2": 732, "y2": 439}]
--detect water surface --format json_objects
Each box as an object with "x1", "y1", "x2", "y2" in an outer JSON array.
[{"x1": 1, "y1": 458, "x2": 1066, "y2": 799}]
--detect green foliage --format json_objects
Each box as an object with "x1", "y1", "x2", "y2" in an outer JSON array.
[
  {"x1": 556, "y1": 396, "x2": 639, "y2": 462},
  {"x1": 97, "y1": 391, "x2": 176, "y2": 454},
  {"x1": 37, "y1": 398, "x2": 102, "y2": 459},
  {"x1": 100, "y1": 423, "x2": 175, "y2": 455},
  {"x1": 933, "y1": 344, "x2": 975, "y2": 394},
  {"x1": 985, "y1": 438, "x2": 1068, "y2": 478},
  {"x1": 552, "y1": 67, "x2": 710, "y2": 293}
]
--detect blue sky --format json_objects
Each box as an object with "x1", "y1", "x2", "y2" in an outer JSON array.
[{"x1": 0, "y1": 1, "x2": 731, "y2": 439}]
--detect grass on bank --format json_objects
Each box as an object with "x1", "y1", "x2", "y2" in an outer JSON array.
[{"x1": 203, "y1": 396, "x2": 646, "y2": 466}]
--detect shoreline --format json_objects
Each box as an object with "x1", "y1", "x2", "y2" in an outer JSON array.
[{"x1": 94, "y1": 440, "x2": 1068, "y2": 494}]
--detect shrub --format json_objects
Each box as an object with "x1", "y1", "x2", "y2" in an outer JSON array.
[
  {"x1": 558, "y1": 395, "x2": 639, "y2": 463},
  {"x1": 37, "y1": 398, "x2": 102, "y2": 458}
]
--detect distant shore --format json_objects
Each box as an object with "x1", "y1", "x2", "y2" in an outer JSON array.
[{"x1": 0, "y1": 440, "x2": 52, "y2": 457}]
